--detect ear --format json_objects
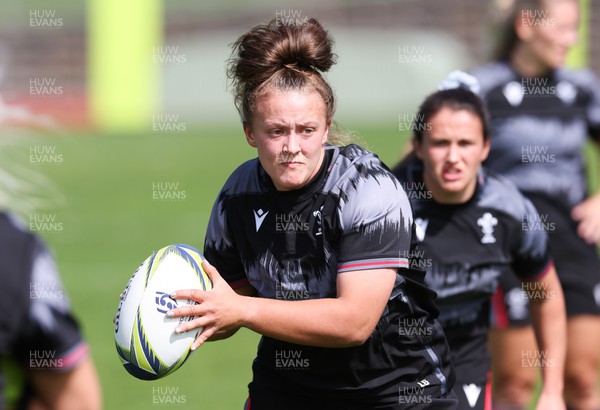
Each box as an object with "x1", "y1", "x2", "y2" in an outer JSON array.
[
  {"x1": 413, "y1": 138, "x2": 424, "y2": 160},
  {"x1": 322, "y1": 120, "x2": 331, "y2": 145},
  {"x1": 243, "y1": 121, "x2": 257, "y2": 148},
  {"x1": 480, "y1": 137, "x2": 491, "y2": 162}
]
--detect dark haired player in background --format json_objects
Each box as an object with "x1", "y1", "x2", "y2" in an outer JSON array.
[{"x1": 393, "y1": 73, "x2": 566, "y2": 410}]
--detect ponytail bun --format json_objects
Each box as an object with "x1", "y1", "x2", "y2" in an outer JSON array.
[{"x1": 227, "y1": 17, "x2": 337, "y2": 122}]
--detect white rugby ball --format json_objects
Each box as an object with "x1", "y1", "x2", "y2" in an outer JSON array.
[{"x1": 114, "y1": 244, "x2": 212, "y2": 380}]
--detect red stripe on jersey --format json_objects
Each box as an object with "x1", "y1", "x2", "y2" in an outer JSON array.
[
  {"x1": 491, "y1": 286, "x2": 509, "y2": 329},
  {"x1": 60, "y1": 342, "x2": 89, "y2": 370},
  {"x1": 338, "y1": 259, "x2": 409, "y2": 271},
  {"x1": 484, "y1": 371, "x2": 492, "y2": 410}
]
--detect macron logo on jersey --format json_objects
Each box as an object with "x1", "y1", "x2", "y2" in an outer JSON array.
[
  {"x1": 462, "y1": 384, "x2": 482, "y2": 408},
  {"x1": 415, "y1": 218, "x2": 429, "y2": 242},
  {"x1": 253, "y1": 209, "x2": 269, "y2": 232}
]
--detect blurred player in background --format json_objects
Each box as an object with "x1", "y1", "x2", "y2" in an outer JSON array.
[
  {"x1": 0, "y1": 44, "x2": 101, "y2": 409},
  {"x1": 168, "y1": 17, "x2": 458, "y2": 409},
  {"x1": 471, "y1": 0, "x2": 600, "y2": 408},
  {"x1": 392, "y1": 73, "x2": 566, "y2": 410},
  {"x1": 0, "y1": 212, "x2": 102, "y2": 410}
]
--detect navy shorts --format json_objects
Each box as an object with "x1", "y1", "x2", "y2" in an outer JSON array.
[{"x1": 442, "y1": 302, "x2": 492, "y2": 410}]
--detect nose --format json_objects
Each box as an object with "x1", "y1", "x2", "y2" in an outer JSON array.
[
  {"x1": 447, "y1": 142, "x2": 459, "y2": 163},
  {"x1": 283, "y1": 132, "x2": 301, "y2": 154}
]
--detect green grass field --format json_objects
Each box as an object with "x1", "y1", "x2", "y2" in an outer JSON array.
[{"x1": 8, "y1": 126, "x2": 599, "y2": 409}]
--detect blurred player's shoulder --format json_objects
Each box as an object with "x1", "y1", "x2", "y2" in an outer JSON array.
[
  {"x1": 477, "y1": 168, "x2": 535, "y2": 220},
  {"x1": 555, "y1": 67, "x2": 600, "y2": 93},
  {"x1": 0, "y1": 211, "x2": 32, "y2": 236},
  {"x1": 470, "y1": 61, "x2": 515, "y2": 97}
]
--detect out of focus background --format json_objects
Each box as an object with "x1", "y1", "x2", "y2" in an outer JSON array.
[{"x1": 0, "y1": 0, "x2": 597, "y2": 409}]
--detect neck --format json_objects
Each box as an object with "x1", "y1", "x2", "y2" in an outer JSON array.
[{"x1": 510, "y1": 44, "x2": 551, "y2": 78}]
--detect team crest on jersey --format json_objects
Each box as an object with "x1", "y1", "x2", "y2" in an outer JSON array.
[
  {"x1": 477, "y1": 212, "x2": 498, "y2": 244},
  {"x1": 253, "y1": 208, "x2": 269, "y2": 232},
  {"x1": 414, "y1": 218, "x2": 429, "y2": 242}
]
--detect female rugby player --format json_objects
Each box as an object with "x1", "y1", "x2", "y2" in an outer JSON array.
[
  {"x1": 167, "y1": 17, "x2": 457, "y2": 409},
  {"x1": 472, "y1": 0, "x2": 600, "y2": 408},
  {"x1": 392, "y1": 79, "x2": 566, "y2": 410}
]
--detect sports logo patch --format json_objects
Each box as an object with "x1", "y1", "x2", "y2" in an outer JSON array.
[
  {"x1": 415, "y1": 218, "x2": 429, "y2": 242},
  {"x1": 253, "y1": 209, "x2": 269, "y2": 232},
  {"x1": 477, "y1": 212, "x2": 498, "y2": 244}
]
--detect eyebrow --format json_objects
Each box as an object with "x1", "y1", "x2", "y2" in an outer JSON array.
[{"x1": 263, "y1": 121, "x2": 321, "y2": 128}]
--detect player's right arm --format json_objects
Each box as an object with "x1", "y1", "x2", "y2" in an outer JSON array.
[
  {"x1": 171, "y1": 259, "x2": 397, "y2": 349},
  {"x1": 525, "y1": 265, "x2": 566, "y2": 410},
  {"x1": 515, "y1": 196, "x2": 567, "y2": 409}
]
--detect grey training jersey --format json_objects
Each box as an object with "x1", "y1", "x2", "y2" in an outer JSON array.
[{"x1": 472, "y1": 61, "x2": 600, "y2": 209}]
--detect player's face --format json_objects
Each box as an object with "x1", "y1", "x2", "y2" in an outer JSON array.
[
  {"x1": 244, "y1": 88, "x2": 330, "y2": 191},
  {"x1": 415, "y1": 107, "x2": 490, "y2": 204},
  {"x1": 516, "y1": 0, "x2": 579, "y2": 69}
]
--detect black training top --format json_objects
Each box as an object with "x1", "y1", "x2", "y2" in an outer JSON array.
[
  {"x1": 205, "y1": 145, "x2": 455, "y2": 405},
  {"x1": 393, "y1": 160, "x2": 552, "y2": 326}
]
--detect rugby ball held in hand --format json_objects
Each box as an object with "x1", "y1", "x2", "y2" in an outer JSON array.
[{"x1": 114, "y1": 244, "x2": 212, "y2": 380}]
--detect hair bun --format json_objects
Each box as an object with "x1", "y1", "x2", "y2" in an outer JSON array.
[
  {"x1": 227, "y1": 17, "x2": 337, "y2": 122},
  {"x1": 270, "y1": 17, "x2": 336, "y2": 73},
  {"x1": 229, "y1": 17, "x2": 336, "y2": 89}
]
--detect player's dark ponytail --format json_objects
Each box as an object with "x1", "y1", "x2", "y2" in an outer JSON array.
[{"x1": 227, "y1": 18, "x2": 337, "y2": 124}]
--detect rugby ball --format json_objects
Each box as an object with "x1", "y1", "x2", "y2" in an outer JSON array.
[{"x1": 114, "y1": 244, "x2": 212, "y2": 380}]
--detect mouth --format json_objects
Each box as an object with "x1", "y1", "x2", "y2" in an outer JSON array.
[
  {"x1": 280, "y1": 161, "x2": 303, "y2": 168},
  {"x1": 278, "y1": 156, "x2": 303, "y2": 166},
  {"x1": 441, "y1": 167, "x2": 462, "y2": 181}
]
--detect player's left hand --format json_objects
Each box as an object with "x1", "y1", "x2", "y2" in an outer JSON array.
[
  {"x1": 571, "y1": 192, "x2": 600, "y2": 245},
  {"x1": 167, "y1": 259, "x2": 246, "y2": 350}
]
